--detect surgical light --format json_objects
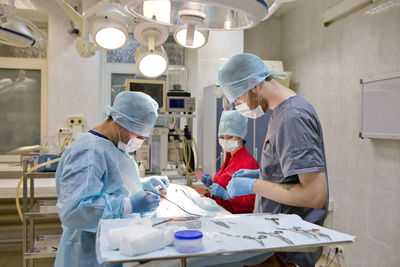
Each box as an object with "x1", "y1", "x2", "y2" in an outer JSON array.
[
  {"x1": 143, "y1": 0, "x2": 171, "y2": 24},
  {"x1": 0, "y1": 3, "x2": 46, "y2": 48},
  {"x1": 174, "y1": 27, "x2": 208, "y2": 48},
  {"x1": 90, "y1": 11, "x2": 129, "y2": 50},
  {"x1": 135, "y1": 44, "x2": 168, "y2": 78},
  {"x1": 134, "y1": 22, "x2": 169, "y2": 77},
  {"x1": 120, "y1": 0, "x2": 270, "y2": 30}
]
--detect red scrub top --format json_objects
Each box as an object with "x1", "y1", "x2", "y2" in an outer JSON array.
[{"x1": 213, "y1": 146, "x2": 259, "y2": 214}]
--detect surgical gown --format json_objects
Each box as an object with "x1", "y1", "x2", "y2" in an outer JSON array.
[
  {"x1": 255, "y1": 95, "x2": 329, "y2": 267},
  {"x1": 55, "y1": 132, "x2": 142, "y2": 267}
]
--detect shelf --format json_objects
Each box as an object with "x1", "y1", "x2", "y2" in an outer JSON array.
[
  {"x1": 26, "y1": 172, "x2": 56, "y2": 179},
  {"x1": 25, "y1": 200, "x2": 59, "y2": 218},
  {"x1": 0, "y1": 170, "x2": 23, "y2": 179},
  {"x1": 158, "y1": 113, "x2": 196, "y2": 118},
  {"x1": 24, "y1": 234, "x2": 59, "y2": 259}
]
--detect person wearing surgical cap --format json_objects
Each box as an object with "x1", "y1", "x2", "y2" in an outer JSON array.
[
  {"x1": 200, "y1": 110, "x2": 259, "y2": 214},
  {"x1": 55, "y1": 91, "x2": 169, "y2": 267},
  {"x1": 218, "y1": 54, "x2": 328, "y2": 267}
]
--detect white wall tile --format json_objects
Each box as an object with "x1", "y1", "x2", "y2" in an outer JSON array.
[
  {"x1": 280, "y1": 0, "x2": 400, "y2": 261},
  {"x1": 367, "y1": 237, "x2": 400, "y2": 267},
  {"x1": 367, "y1": 188, "x2": 400, "y2": 249}
]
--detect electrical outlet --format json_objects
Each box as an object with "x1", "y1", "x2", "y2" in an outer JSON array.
[
  {"x1": 327, "y1": 245, "x2": 344, "y2": 259},
  {"x1": 67, "y1": 116, "x2": 84, "y2": 126},
  {"x1": 335, "y1": 245, "x2": 345, "y2": 258},
  {"x1": 58, "y1": 128, "x2": 72, "y2": 134}
]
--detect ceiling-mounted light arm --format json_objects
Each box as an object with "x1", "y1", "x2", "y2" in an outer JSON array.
[
  {"x1": 262, "y1": 0, "x2": 296, "y2": 21},
  {"x1": 56, "y1": 0, "x2": 82, "y2": 31},
  {"x1": 58, "y1": 0, "x2": 131, "y2": 40},
  {"x1": 58, "y1": 0, "x2": 135, "y2": 57},
  {"x1": 141, "y1": 27, "x2": 162, "y2": 52},
  {"x1": 134, "y1": 22, "x2": 168, "y2": 49},
  {"x1": 185, "y1": 23, "x2": 195, "y2": 46},
  {"x1": 178, "y1": 8, "x2": 205, "y2": 47}
]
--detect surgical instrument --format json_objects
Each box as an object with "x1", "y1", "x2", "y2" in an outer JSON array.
[
  {"x1": 310, "y1": 229, "x2": 332, "y2": 240},
  {"x1": 243, "y1": 235, "x2": 264, "y2": 246},
  {"x1": 257, "y1": 231, "x2": 294, "y2": 246},
  {"x1": 265, "y1": 217, "x2": 280, "y2": 225},
  {"x1": 145, "y1": 190, "x2": 201, "y2": 217},
  {"x1": 210, "y1": 220, "x2": 230, "y2": 229},
  {"x1": 277, "y1": 227, "x2": 320, "y2": 241}
]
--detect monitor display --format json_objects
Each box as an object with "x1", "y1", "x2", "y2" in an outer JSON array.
[
  {"x1": 125, "y1": 79, "x2": 166, "y2": 112},
  {"x1": 169, "y1": 98, "x2": 185, "y2": 109}
]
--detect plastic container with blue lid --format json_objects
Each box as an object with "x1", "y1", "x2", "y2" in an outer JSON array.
[{"x1": 174, "y1": 230, "x2": 203, "y2": 253}]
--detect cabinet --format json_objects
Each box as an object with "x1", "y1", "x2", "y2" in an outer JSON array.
[{"x1": 21, "y1": 157, "x2": 60, "y2": 267}]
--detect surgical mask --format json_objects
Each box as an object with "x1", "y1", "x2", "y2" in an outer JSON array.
[
  {"x1": 125, "y1": 137, "x2": 144, "y2": 152},
  {"x1": 236, "y1": 103, "x2": 265, "y2": 119},
  {"x1": 219, "y1": 138, "x2": 239, "y2": 152},
  {"x1": 118, "y1": 128, "x2": 144, "y2": 153},
  {"x1": 236, "y1": 91, "x2": 265, "y2": 119}
]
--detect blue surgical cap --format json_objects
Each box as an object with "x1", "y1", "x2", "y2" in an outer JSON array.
[
  {"x1": 108, "y1": 91, "x2": 158, "y2": 138},
  {"x1": 218, "y1": 110, "x2": 248, "y2": 139},
  {"x1": 218, "y1": 53, "x2": 273, "y2": 104}
]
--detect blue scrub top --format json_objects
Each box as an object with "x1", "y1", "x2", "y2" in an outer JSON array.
[
  {"x1": 255, "y1": 95, "x2": 329, "y2": 226},
  {"x1": 55, "y1": 132, "x2": 142, "y2": 267}
]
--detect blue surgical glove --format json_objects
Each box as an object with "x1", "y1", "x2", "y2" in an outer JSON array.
[
  {"x1": 130, "y1": 191, "x2": 160, "y2": 213},
  {"x1": 232, "y1": 169, "x2": 260, "y2": 179},
  {"x1": 227, "y1": 178, "x2": 256, "y2": 199},
  {"x1": 141, "y1": 176, "x2": 169, "y2": 192},
  {"x1": 210, "y1": 183, "x2": 229, "y2": 200},
  {"x1": 201, "y1": 174, "x2": 213, "y2": 187}
]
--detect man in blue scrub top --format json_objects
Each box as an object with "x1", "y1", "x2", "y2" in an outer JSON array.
[
  {"x1": 218, "y1": 53, "x2": 328, "y2": 267},
  {"x1": 55, "y1": 91, "x2": 168, "y2": 267}
]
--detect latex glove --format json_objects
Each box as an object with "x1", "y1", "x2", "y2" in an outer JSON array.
[
  {"x1": 141, "y1": 176, "x2": 169, "y2": 192},
  {"x1": 130, "y1": 191, "x2": 160, "y2": 213},
  {"x1": 210, "y1": 183, "x2": 229, "y2": 200},
  {"x1": 201, "y1": 174, "x2": 213, "y2": 187},
  {"x1": 232, "y1": 169, "x2": 260, "y2": 179},
  {"x1": 227, "y1": 178, "x2": 256, "y2": 199}
]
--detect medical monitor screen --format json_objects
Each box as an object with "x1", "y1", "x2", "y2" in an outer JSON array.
[
  {"x1": 126, "y1": 79, "x2": 166, "y2": 112},
  {"x1": 169, "y1": 99, "x2": 185, "y2": 108}
]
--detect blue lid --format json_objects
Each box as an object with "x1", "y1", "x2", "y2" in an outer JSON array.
[{"x1": 174, "y1": 230, "x2": 203, "y2": 240}]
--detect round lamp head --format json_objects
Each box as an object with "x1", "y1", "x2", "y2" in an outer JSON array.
[
  {"x1": 135, "y1": 44, "x2": 168, "y2": 78},
  {"x1": 174, "y1": 27, "x2": 208, "y2": 48},
  {"x1": 90, "y1": 11, "x2": 129, "y2": 50}
]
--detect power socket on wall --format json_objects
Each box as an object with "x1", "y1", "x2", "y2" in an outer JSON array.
[
  {"x1": 323, "y1": 245, "x2": 345, "y2": 264},
  {"x1": 58, "y1": 128, "x2": 72, "y2": 134},
  {"x1": 67, "y1": 116, "x2": 84, "y2": 126},
  {"x1": 333, "y1": 245, "x2": 345, "y2": 258}
]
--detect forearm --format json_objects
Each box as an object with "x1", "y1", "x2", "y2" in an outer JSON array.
[
  {"x1": 252, "y1": 172, "x2": 327, "y2": 209},
  {"x1": 59, "y1": 193, "x2": 126, "y2": 232}
]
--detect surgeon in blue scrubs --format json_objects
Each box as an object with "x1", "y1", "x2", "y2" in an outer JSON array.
[
  {"x1": 55, "y1": 91, "x2": 168, "y2": 267},
  {"x1": 218, "y1": 53, "x2": 328, "y2": 267}
]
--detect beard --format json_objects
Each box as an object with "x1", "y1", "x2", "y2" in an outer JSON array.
[{"x1": 247, "y1": 88, "x2": 268, "y2": 112}]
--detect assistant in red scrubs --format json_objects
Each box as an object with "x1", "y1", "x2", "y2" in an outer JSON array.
[{"x1": 201, "y1": 110, "x2": 259, "y2": 213}]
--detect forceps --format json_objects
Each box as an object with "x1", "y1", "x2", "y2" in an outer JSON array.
[
  {"x1": 257, "y1": 231, "x2": 294, "y2": 246},
  {"x1": 265, "y1": 217, "x2": 280, "y2": 225},
  {"x1": 243, "y1": 235, "x2": 267, "y2": 247},
  {"x1": 277, "y1": 227, "x2": 320, "y2": 241}
]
